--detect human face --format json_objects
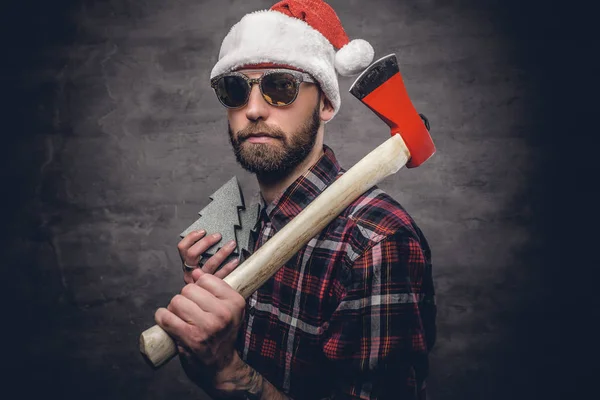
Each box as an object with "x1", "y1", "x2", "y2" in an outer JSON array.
[{"x1": 226, "y1": 69, "x2": 332, "y2": 177}]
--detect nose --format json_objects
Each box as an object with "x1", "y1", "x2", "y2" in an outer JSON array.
[{"x1": 245, "y1": 83, "x2": 270, "y2": 122}]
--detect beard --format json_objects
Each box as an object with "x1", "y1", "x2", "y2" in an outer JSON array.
[{"x1": 228, "y1": 100, "x2": 321, "y2": 179}]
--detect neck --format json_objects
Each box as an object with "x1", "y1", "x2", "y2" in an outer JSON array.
[{"x1": 257, "y1": 139, "x2": 324, "y2": 204}]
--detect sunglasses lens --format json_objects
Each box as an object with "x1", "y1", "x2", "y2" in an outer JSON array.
[
  {"x1": 261, "y1": 73, "x2": 298, "y2": 106},
  {"x1": 214, "y1": 75, "x2": 249, "y2": 108}
]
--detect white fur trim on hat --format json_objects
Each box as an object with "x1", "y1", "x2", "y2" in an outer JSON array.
[
  {"x1": 211, "y1": 10, "x2": 342, "y2": 117},
  {"x1": 335, "y1": 39, "x2": 375, "y2": 77}
]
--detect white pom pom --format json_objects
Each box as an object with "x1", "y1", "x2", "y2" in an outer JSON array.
[{"x1": 334, "y1": 39, "x2": 375, "y2": 76}]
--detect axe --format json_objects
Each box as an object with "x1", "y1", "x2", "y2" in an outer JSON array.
[{"x1": 139, "y1": 53, "x2": 435, "y2": 368}]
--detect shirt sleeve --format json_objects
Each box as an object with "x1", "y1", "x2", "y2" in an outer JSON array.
[{"x1": 321, "y1": 230, "x2": 436, "y2": 400}]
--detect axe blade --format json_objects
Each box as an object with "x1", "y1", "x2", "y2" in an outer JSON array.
[{"x1": 349, "y1": 54, "x2": 435, "y2": 168}]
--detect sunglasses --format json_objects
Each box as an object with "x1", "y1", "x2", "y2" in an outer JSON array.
[{"x1": 210, "y1": 68, "x2": 316, "y2": 109}]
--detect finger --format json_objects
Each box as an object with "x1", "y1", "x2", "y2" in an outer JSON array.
[
  {"x1": 202, "y1": 240, "x2": 237, "y2": 274},
  {"x1": 154, "y1": 307, "x2": 190, "y2": 342},
  {"x1": 214, "y1": 257, "x2": 240, "y2": 279},
  {"x1": 178, "y1": 230, "x2": 209, "y2": 269},
  {"x1": 167, "y1": 292, "x2": 207, "y2": 325},
  {"x1": 178, "y1": 230, "x2": 207, "y2": 256},
  {"x1": 195, "y1": 273, "x2": 245, "y2": 307},
  {"x1": 185, "y1": 233, "x2": 223, "y2": 264},
  {"x1": 155, "y1": 307, "x2": 204, "y2": 353},
  {"x1": 193, "y1": 275, "x2": 246, "y2": 322},
  {"x1": 183, "y1": 257, "x2": 207, "y2": 284},
  {"x1": 192, "y1": 268, "x2": 205, "y2": 283},
  {"x1": 181, "y1": 283, "x2": 225, "y2": 314},
  {"x1": 183, "y1": 266, "x2": 197, "y2": 285}
]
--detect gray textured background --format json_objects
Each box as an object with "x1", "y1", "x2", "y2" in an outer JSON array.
[{"x1": 2, "y1": 0, "x2": 597, "y2": 399}]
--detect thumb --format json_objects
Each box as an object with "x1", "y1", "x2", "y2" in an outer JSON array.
[{"x1": 192, "y1": 268, "x2": 205, "y2": 283}]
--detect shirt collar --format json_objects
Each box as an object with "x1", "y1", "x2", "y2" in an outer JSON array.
[{"x1": 258, "y1": 145, "x2": 342, "y2": 232}]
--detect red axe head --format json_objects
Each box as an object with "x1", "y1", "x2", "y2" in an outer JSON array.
[{"x1": 349, "y1": 54, "x2": 435, "y2": 168}]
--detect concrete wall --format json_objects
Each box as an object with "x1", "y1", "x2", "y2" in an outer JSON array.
[{"x1": 2, "y1": 0, "x2": 596, "y2": 399}]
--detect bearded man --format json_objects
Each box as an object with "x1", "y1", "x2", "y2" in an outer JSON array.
[{"x1": 154, "y1": 1, "x2": 436, "y2": 399}]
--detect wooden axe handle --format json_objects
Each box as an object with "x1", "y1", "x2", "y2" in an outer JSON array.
[{"x1": 139, "y1": 134, "x2": 411, "y2": 368}]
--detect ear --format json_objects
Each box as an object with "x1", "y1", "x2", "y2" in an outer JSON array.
[{"x1": 320, "y1": 94, "x2": 335, "y2": 123}]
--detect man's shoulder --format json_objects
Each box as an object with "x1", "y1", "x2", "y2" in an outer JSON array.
[
  {"x1": 332, "y1": 185, "x2": 427, "y2": 260},
  {"x1": 346, "y1": 186, "x2": 414, "y2": 230}
]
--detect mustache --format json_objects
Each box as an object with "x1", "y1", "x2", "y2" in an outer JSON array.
[{"x1": 235, "y1": 123, "x2": 285, "y2": 140}]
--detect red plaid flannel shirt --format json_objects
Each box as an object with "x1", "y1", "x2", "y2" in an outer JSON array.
[{"x1": 238, "y1": 146, "x2": 436, "y2": 399}]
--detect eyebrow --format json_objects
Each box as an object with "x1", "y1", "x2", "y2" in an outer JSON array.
[{"x1": 238, "y1": 69, "x2": 314, "y2": 80}]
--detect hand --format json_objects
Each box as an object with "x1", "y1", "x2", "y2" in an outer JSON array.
[
  {"x1": 154, "y1": 269, "x2": 247, "y2": 391},
  {"x1": 178, "y1": 230, "x2": 240, "y2": 283}
]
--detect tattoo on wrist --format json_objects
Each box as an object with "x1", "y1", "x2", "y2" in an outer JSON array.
[
  {"x1": 215, "y1": 361, "x2": 263, "y2": 399},
  {"x1": 243, "y1": 365, "x2": 263, "y2": 399}
]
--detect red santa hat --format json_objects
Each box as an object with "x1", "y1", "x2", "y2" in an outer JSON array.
[{"x1": 210, "y1": 0, "x2": 375, "y2": 118}]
